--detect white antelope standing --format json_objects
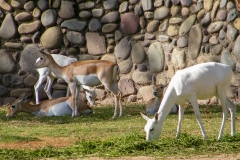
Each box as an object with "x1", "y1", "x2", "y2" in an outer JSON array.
[
  {"x1": 146, "y1": 75, "x2": 178, "y2": 116},
  {"x1": 34, "y1": 50, "x2": 122, "y2": 118},
  {"x1": 34, "y1": 54, "x2": 96, "y2": 106},
  {"x1": 6, "y1": 94, "x2": 92, "y2": 118},
  {"x1": 141, "y1": 62, "x2": 236, "y2": 141}
]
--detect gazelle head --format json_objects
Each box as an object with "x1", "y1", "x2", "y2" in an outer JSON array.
[
  {"x1": 34, "y1": 50, "x2": 53, "y2": 69},
  {"x1": 141, "y1": 112, "x2": 162, "y2": 141},
  {"x1": 84, "y1": 88, "x2": 97, "y2": 106},
  {"x1": 152, "y1": 75, "x2": 168, "y2": 98},
  {"x1": 6, "y1": 94, "x2": 27, "y2": 118}
]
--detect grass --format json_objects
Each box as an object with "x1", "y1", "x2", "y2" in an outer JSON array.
[{"x1": 0, "y1": 103, "x2": 240, "y2": 159}]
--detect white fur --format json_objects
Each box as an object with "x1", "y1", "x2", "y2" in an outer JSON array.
[
  {"x1": 141, "y1": 62, "x2": 236, "y2": 141},
  {"x1": 75, "y1": 74, "x2": 101, "y2": 86},
  {"x1": 82, "y1": 85, "x2": 97, "y2": 106},
  {"x1": 36, "y1": 57, "x2": 41, "y2": 63},
  {"x1": 34, "y1": 54, "x2": 96, "y2": 106},
  {"x1": 35, "y1": 52, "x2": 122, "y2": 118},
  {"x1": 6, "y1": 93, "x2": 93, "y2": 118}
]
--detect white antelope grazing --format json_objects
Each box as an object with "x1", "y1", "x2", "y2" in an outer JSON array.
[
  {"x1": 146, "y1": 75, "x2": 178, "y2": 116},
  {"x1": 34, "y1": 54, "x2": 96, "y2": 106},
  {"x1": 6, "y1": 94, "x2": 92, "y2": 118},
  {"x1": 34, "y1": 50, "x2": 122, "y2": 118},
  {"x1": 141, "y1": 62, "x2": 236, "y2": 141}
]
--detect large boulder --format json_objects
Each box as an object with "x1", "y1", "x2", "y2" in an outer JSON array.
[
  {"x1": 114, "y1": 37, "x2": 132, "y2": 62},
  {"x1": 0, "y1": 13, "x2": 17, "y2": 39},
  {"x1": 40, "y1": 27, "x2": 63, "y2": 49},
  {"x1": 0, "y1": 49, "x2": 15, "y2": 74},
  {"x1": 188, "y1": 24, "x2": 202, "y2": 59},
  {"x1": 148, "y1": 42, "x2": 165, "y2": 73},
  {"x1": 41, "y1": 9, "x2": 57, "y2": 27},
  {"x1": 120, "y1": 13, "x2": 139, "y2": 35},
  {"x1": 58, "y1": 0, "x2": 75, "y2": 19},
  {"x1": 118, "y1": 78, "x2": 137, "y2": 97},
  {"x1": 86, "y1": 32, "x2": 106, "y2": 55},
  {"x1": 18, "y1": 20, "x2": 41, "y2": 34},
  {"x1": 19, "y1": 44, "x2": 41, "y2": 73}
]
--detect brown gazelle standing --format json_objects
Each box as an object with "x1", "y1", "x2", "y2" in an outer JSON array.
[{"x1": 34, "y1": 50, "x2": 122, "y2": 118}]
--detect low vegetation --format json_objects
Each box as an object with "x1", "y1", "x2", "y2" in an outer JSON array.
[{"x1": 0, "y1": 103, "x2": 240, "y2": 159}]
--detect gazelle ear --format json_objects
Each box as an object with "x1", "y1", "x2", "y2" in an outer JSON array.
[
  {"x1": 163, "y1": 83, "x2": 169, "y2": 88},
  {"x1": 152, "y1": 75, "x2": 156, "y2": 85},
  {"x1": 3, "y1": 103, "x2": 9, "y2": 108},
  {"x1": 39, "y1": 49, "x2": 51, "y2": 57},
  {"x1": 154, "y1": 112, "x2": 159, "y2": 122},
  {"x1": 140, "y1": 112, "x2": 150, "y2": 121},
  {"x1": 18, "y1": 93, "x2": 27, "y2": 102}
]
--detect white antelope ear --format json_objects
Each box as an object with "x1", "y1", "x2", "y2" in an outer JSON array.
[{"x1": 140, "y1": 112, "x2": 150, "y2": 121}]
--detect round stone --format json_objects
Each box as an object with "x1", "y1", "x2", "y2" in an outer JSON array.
[{"x1": 40, "y1": 27, "x2": 63, "y2": 49}]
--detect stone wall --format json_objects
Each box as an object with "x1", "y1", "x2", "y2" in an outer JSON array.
[{"x1": 0, "y1": 0, "x2": 240, "y2": 105}]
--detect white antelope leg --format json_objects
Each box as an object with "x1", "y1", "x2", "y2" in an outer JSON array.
[
  {"x1": 176, "y1": 104, "x2": 185, "y2": 138},
  {"x1": 216, "y1": 85, "x2": 228, "y2": 140},
  {"x1": 226, "y1": 97, "x2": 236, "y2": 136},
  {"x1": 188, "y1": 94, "x2": 207, "y2": 139}
]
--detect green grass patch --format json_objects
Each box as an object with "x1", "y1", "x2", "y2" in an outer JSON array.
[{"x1": 0, "y1": 103, "x2": 240, "y2": 159}]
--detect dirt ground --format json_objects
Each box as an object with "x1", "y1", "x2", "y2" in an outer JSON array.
[
  {"x1": 1, "y1": 137, "x2": 240, "y2": 160},
  {"x1": 0, "y1": 137, "x2": 75, "y2": 150}
]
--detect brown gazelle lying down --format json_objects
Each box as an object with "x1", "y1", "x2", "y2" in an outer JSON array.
[
  {"x1": 146, "y1": 75, "x2": 178, "y2": 116},
  {"x1": 6, "y1": 94, "x2": 92, "y2": 118},
  {"x1": 34, "y1": 50, "x2": 122, "y2": 118}
]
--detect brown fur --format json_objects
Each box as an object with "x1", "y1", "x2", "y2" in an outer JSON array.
[
  {"x1": 6, "y1": 95, "x2": 92, "y2": 117},
  {"x1": 34, "y1": 51, "x2": 122, "y2": 118}
]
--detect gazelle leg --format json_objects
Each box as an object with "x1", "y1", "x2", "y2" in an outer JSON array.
[
  {"x1": 68, "y1": 82, "x2": 77, "y2": 117},
  {"x1": 34, "y1": 75, "x2": 48, "y2": 104},
  {"x1": 102, "y1": 81, "x2": 119, "y2": 118},
  {"x1": 226, "y1": 97, "x2": 236, "y2": 137},
  {"x1": 113, "y1": 81, "x2": 122, "y2": 116},
  {"x1": 44, "y1": 76, "x2": 54, "y2": 99},
  {"x1": 75, "y1": 86, "x2": 79, "y2": 116},
  {"x1": 189, "y1": 94, "x2": 207, "y2": 139},
  {"x1": 66, "y1": 86, "x2": 70, "y2": 97},
  {"x1": 118, "y1": 91, "x2": 122, "y2": 116},
  {"x1": 176, "y1": 104, "x2": 184, "y2": 138}
]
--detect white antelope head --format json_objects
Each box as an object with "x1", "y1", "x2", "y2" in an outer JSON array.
[
  {"x1": 6, "y1": 94, "x2": 27, "y2": 118},
  {"x1": 141, "y1": 112, "x2": 162, "y2": 141}
]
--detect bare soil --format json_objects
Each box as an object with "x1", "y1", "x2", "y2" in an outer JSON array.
[{"x1": 0, "y1": 137, "x2": 75, "y2": 150}]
